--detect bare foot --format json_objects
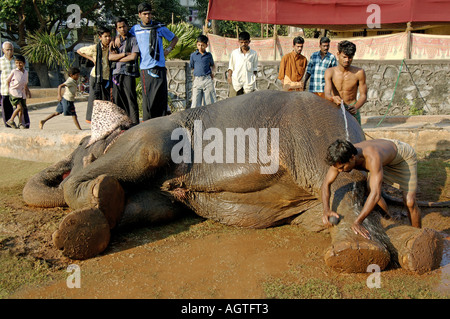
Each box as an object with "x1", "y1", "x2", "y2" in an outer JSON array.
[{"x1": 39, "y1": 120, "x2": 44, "y2": 129}]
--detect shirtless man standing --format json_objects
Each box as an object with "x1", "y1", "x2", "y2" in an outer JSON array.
[
  {"x1": 324, "y1": 41, "x2": 367, "y2": 124},
  {"x1": 321, "y1": 139, "x2": 421, "y2": 239}
]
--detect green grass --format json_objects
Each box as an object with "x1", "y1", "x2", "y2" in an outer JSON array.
[
  {"x1": 0, "y1": 252, "x2": 60, "y2": 299},
  {"x1": 262, "y1": 273, "x2": 446, "y2": 299},
  {"x1": 417, "y1": 150, "x2": 450, "y2": 201},
  {"x1": 263, "y1": 277, "x2": 342, "y2": 299}
]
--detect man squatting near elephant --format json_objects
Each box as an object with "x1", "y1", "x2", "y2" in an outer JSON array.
[
  {"x1": 129, "y1": 3, "x2": 178, "y2": 120},
  {"x1": 109, "y1": 17, "x2": 140, "y2": 125},
  {"x1": 77, "y1": 26, "x2": 112, "y2": 123},
  {"x1": 324, "y1": 40, "x2": 367, "y2": 125},
  {"x1": 321, "y1": 138, "x2": 422, "y2": 240}
]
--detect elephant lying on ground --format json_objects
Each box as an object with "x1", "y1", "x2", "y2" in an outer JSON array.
[{"x1": 23, "y1": 92, "x2": 443, "y2": 274}]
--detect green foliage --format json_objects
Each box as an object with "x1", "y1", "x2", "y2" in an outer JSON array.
[
  {"x1": 216, "y1": 21, "x2": 288, "y2": 38},
  {"x1": 403, "y1": 98, "x2": 425, "y2": 115},
  {"x1": 151, "y1": 0, "x2": 189, "y2": 24},
  {"x1": 194, "y1": 0, "x2": 209, "y2": 21},
  {"x1": 164, "y1": 22, "x2": 202, "y2": 60},
  {"x1": 21, "y1": 31, "x2": 72, "y2": 71},
  {"x1": 0, "y1": 0, "x2": 24, "y2": 23}
]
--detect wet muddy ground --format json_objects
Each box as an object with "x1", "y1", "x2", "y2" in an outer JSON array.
[{"x1": 0, "y1": 153, "x2": 448, "y2": 299}]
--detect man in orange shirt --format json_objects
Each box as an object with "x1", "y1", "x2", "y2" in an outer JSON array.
[{"x1": 278, "y1": 36, "x2": 307, "y2": 91}]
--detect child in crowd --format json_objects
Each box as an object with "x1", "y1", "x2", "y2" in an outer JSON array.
[
  {"x1": 6, "y1": 55, "x2": 31, "y2": 129},
  {"x1": 77, "y1": 26, "x2": 112, "y2": 122},
  {"x1": 39, "y1": 67, "x2": 82, "y2": 130},
  {"x1": 189, "y1": 35, "x2": 216, "y2": 108}
]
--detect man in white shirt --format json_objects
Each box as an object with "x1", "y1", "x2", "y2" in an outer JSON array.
[
  {"x1": 227, "y1": 32, "x2": 259, "y2": 97},
  {"x1": 0, "y1": 41, "x2": 16, "y2": 128}
]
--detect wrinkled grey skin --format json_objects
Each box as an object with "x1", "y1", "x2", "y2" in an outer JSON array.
[
  {"x1": 23, "y1": 91, "x2": 442, "y2": 273},
  {"x1": 23, "y1": 128, "x2": 129, "y2": 208}
]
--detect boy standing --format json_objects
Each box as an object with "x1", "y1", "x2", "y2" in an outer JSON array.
[
  {"x1": 130, "y1": 3, "x2": 178, "y2": 120},
  {"x1": 39, "y1": 67, "x2": 82, "y2": 130},
  {"x1": 6, "y1": 55, "x2": 31, "y2": 129},
  {"x1": 189, "y1": 35, "x2": 216, "y2": 108},
  {"x1": 109, "y1": 17, "x2": 140, "y2": 124},
  {"x1": 227, "y1": 31, "x2": 259, "y2": 97},
  {"x1": 77, "y1": 26, "x2": 112, "y2": 123},
  {"x1": 324, "y1": 40, "x2": 367, "y2": 124}
]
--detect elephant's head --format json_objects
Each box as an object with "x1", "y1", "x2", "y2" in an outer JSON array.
[{"x1": 23, "y1": 100, "x2": 134, "y2": 208}]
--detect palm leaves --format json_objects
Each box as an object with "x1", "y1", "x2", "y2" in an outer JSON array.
[
  {"x1": 21, "y1": 30, "x2": 72, "y2": 70},
  {"x1": 164, "y1": 22, "x2": 202, "y2": 60}
]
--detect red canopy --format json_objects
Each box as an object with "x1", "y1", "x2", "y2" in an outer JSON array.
[{"x1": 207, "y1": 0, "x2": 450, "y2": 30}]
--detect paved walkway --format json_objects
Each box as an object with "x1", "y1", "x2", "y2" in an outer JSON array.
[{"x1": 27, "y1": 100, "x2": 91, "y2": 132}]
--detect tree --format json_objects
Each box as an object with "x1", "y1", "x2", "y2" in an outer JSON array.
[{"x1": 193, "y1": 0, "x2": 288, "y2": 38}]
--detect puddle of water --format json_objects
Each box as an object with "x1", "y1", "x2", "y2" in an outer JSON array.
[{"x1": 437, "y1": 237, "x2": 450, "y2": 295}]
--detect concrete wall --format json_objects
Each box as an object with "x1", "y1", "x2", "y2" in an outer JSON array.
[{"x1": 166, "y1": 59, "x2": 450, "y2": 115}]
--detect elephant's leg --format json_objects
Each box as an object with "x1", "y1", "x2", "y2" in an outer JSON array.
[
  {"x1": 323, "y1": 174, "x2": 391, "y2": 273},
  {"x1": 64, "y1": 174, "x2": 125, "y2": 228},
  {"x1": 53, "y1": 174, "x2": 125, "y2": 259},
  {"x1": 289, "y1": 203, "x2": 327, "y2": 233},
  {"x1": 383, "y1": 221, "x2": 443, "y2": 274},
  {"x1": 52, "y1": 208, "x2": 111, "y2": 260},
  {"x1": 118, "y1": 187, "x2": 185, "y2": 228},
  {"x1": 54, "y1": 139, "x2": 169, "y2": 259}
]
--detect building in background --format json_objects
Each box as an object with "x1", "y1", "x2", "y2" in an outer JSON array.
[{"x1": 179, "y1": 0, "x2": 202, "y2": 28}]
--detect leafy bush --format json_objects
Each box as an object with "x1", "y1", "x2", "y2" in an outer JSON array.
[
  {"x1": 164, "y1": 22, "x2": 202, "y2": 60},
  {"x1": 21, "y1": 31, "x2": 72, "y2": 71}
]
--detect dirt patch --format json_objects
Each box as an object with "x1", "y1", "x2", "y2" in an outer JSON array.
[{"x1": 1, "y1": 152, "x2": 449, "y2": 299}]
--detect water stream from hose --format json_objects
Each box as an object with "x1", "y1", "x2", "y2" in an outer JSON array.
[{"x1": 340, "y1": 101, "x2": 350, "y2": 141}]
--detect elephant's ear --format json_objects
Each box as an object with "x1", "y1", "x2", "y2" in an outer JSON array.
[{"x1": 87, "y1": 100, "x2": 133, "y2": 147}]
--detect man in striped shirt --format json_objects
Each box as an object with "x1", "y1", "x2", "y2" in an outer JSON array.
[{"x1": 303, "y1": 37, "x2": 337, "y2": 97}]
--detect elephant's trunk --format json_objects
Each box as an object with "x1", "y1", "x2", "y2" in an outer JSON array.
[{"x1": 23, "y1": 158, "x2": 72, "y2": 208}]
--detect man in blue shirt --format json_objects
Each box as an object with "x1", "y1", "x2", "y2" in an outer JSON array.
[
  {"x1": 303, "y1": 37, "x2": 337, "y2": 98},
  {"x1": 189, "y1": 35, "x2": 216, "y2": 108},
  {"x1": 130, "y1": 3, "x2": 178, "y2": 120}
]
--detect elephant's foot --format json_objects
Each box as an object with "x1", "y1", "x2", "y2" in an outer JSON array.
[
  {"x1": 324, "y1": 237, "x2": 391, "y2": 273},
  {"x1": 90, "y1": 174, "x2": 125, "y2": 229},
  {"x1": 52, "y1": 208, "x2": 111, "y2": 260},
  {"x1": 385, "y1": 225, "x2": 443, "y2": 274}
]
